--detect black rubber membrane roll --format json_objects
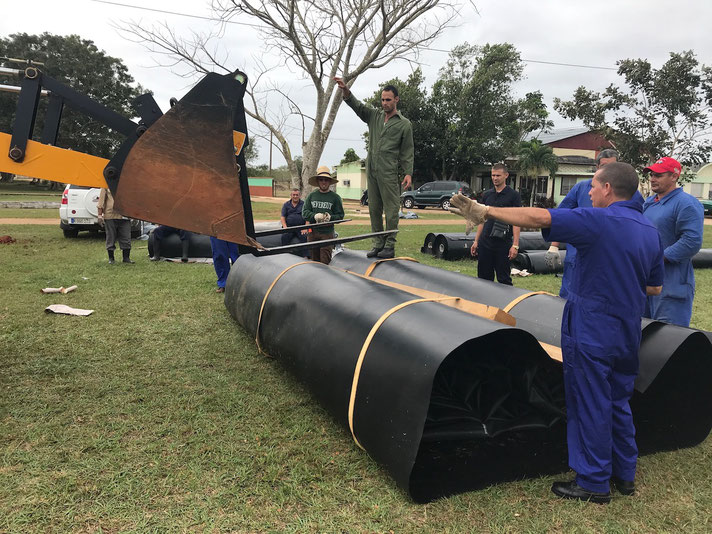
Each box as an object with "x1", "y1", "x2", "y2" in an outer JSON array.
[
  {"x1": 420, "y1": 231, "x2": 566, "y2": 262},
  {"x1": 329, "y1": 250, "x2": 712, "y2": 455},
  {"x1": 147, "y1": 230, "x2": 213, "y2": 258},
  {"x1": 434, "y1": 233, "x2": 474, "y2": 260},
  {"x1": 420, "y1": 232, "x2": 437, "y2": 255},
  {"x1": 518, "y1": 231, "x2": 566, "y2": 252},
  {"x1": 511, "y1": 250, "x2": 567, "y2": 274},
  {"x1": 225, "y1": 253, "x2": 568, "y2": 502},
  {"x1": 147, "y1": 230, "x2": 303, "y2": 258},
  {"x1": 692, "y1": 249, "x2": 712, "y2": 268}
]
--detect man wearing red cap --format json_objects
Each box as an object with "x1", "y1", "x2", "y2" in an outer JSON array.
[{"x1": 642, "y1": 157, "x2": 703, "y2": 327}]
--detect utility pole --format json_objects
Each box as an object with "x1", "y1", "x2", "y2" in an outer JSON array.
[{"x1": 269, "y1": 131, "x2": 273, "y2": 175}]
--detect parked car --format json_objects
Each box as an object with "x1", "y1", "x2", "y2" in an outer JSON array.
[
  {"x1": 59, "y1": 184, "x2": 143, "y2": 238},
  {"x1": 400, "y1": 181, "x2": 473, "y2": 210},
  {"x1": 700, "y1": 198, "x2": 712, "y2": 217}
]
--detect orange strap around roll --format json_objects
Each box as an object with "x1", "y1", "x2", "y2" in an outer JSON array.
[
  {"x1": 348, "y1": 296, "x2": 457, "y2": 450},
  {"x1": 255, "y1": 261, "x2": 322, "y2": 355},
  {"x1": 364, "y1": 256, "x2": 418, "y2": 277},
  {"x1": 502, "y1": 291, "x2": 554, "y2": 313}
]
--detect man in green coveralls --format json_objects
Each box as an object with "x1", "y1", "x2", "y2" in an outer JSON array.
[{"x1": 335, "y1": 77, "x2": 414, "y2": 259}]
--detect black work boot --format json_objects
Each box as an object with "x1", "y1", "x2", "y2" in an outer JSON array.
[
  {"x1": 122, "y1": 249, "x2": 135, "y2": 264},
  {"x1": 107, "y1": 249, "x2": 115, "y2": 264},
  {"x1": 150, "y1": 239, "x2": 161, "y2": 261},
  {"x1": 366, "y1": 247, "x2": 383, "y2": 258},
  {"x1": 181, "y1": 239, "x2": 190, "y2": 263},
  {"x1": 377, "y1": 247, "x2": 395, "y2": 259},
  {"x1": 610, "y1": 476, "x2": 635, "y2": 496}
]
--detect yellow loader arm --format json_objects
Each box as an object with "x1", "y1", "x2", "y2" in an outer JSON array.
[
  {"x1": 2, "y1": 66, "x2": 258, "y2": 247},
  {"x1": 0, "y1": 132, "x2": 108, "y2": 188},
  {"x1": 2, "y1": 66, "x2": 393, "y2": 254}
]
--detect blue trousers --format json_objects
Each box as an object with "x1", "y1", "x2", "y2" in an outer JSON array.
[
  {"x1": 560, "y1": 300, "x2": 639, "y2": 493},
  {"x1": 645, "y1": 293, "x2": 694, "y2": 327},
  {"x1": 210, "y1": 237, "x2": 239, "y2": 288}
]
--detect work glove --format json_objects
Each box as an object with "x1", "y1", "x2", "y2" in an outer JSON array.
[
  {"x1": 98, "y1": 215, "x2": 104, "y2": 227},
  {"x1": 449, "y1": 194, "x2": 489, "y2": 235},
  {"x1": 314, "y1": 212, "x2": 331, "y2": 223},
  {"x1": 545, "y1": 245, "x2": 562, "y2": 270}
]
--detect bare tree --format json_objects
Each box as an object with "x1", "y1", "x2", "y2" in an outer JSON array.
[{"x1": 118, "y1": 0, "x2": 465, "y2": 189}]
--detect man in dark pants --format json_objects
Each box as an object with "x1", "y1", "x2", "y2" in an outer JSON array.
[
  {"x1": 451, "y1": 162, "x2": 664, "y2": 503},
  {"x1": 150, "y1": 225, "x2": 192, "y2": 262},
  {"x1": 280, "y1": 188, "x2": 308, "y2": 256},
  {"x1": 470, "y1": 164, "x2": 521, "y2": 285},
  {"x1": 334, "y1": 76, "x2": 414, "y2": 259},
  {"x1": 97, "y1": 188, "x2": 133, "y2": 264}
]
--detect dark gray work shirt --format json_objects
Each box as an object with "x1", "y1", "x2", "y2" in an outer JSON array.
[{"x1": 281, "y1": 199, "x2": 305, "y2": 227}]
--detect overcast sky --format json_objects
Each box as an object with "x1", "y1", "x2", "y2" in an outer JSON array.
[{"x1": 4, "y1": 0, "x2": 712, "y2": 168}]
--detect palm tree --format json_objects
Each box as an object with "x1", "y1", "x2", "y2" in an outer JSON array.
[{"x1": 517, "y1": 139, "x2": 559, "y2": 206}]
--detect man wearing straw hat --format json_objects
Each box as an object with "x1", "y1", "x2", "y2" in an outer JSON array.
[{"x1": 303, "y1": 165, "x2": 345, "y2": 264}]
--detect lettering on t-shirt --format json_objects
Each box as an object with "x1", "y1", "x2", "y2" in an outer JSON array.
[{"x1": 312, "y1": 200, "x2": 333, "y2": 210}]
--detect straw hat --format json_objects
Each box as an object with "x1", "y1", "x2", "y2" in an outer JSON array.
[{"x1": 308, "y1": 165, "x2": 339, "y2": 187}]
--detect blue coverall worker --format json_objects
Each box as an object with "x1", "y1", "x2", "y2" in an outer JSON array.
[
  {"x1": 642, "y1": 157, "x2": 703, "y2": 327},
  {"x1": 553, "y1": 180, "x2": 645, "y2": 297},
  {"x1": 210, "y1": 237, "x2": 239, "y2": 293},
  {"x1": 334, "y1": 76, "x2": 414, "y2": 259},
  {"x1": 547, "y1": 150, "x2": 644, "y2": 298},
  {"x1": 449, "y1": 162, "x2": 664, "y2": 503}
]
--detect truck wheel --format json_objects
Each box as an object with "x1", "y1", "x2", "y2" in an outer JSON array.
[
  {"x1": 440, "y1": 199, "x2": 451, "y2": 210},
  {"x1": 403, "y1": 197, "x2": 414, "y2": 209}
]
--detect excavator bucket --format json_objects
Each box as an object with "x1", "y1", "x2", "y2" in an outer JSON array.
[{"x1": 111, "y1": 71, "x2": 259, "y2": 247}]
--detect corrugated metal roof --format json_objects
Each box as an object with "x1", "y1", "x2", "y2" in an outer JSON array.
[{"x1": 524, "y1": 127, "x2": 591, "y2": 144}]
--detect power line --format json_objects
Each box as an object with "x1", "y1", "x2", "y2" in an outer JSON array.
[
  {"x1": 89, "y1": 0, "x2": 619, "y2": 72},
  {"x1": 89, "y1": 0, "x2": 262, "y2": 29}
]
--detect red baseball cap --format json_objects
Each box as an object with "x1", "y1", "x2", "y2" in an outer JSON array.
[{"x1": 644, "y1": 157, "x2": 681, "y2": 174}]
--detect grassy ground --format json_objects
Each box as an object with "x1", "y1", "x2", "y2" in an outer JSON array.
[{"x1": 2, "y1": 224, "x2": 712, "y2": 533}]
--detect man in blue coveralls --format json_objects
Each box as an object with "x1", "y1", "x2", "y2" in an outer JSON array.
[
  {"x1": 450, "y1": 162, "x2": 664, "y2": 503},
  {"x1": 546, "y1": 149, "x2": 644, "y2": 297},
  {"x1": 642, "y1": 157, "x2": 703, "y2": 327},
  {"x1": 210, "y1": 238, "x2": 239, "y2": 294}
]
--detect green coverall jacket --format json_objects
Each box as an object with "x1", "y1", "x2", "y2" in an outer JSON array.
[{"x1": 344, "y1": 93, "x2": 414, "y2": 248}]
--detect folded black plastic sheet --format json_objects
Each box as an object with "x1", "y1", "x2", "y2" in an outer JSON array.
[
  {"x1": 511, "y1": 250, "x2": 567, "y2": 274},
  {"x1": 225, "y1": 253, "x2": 569, "y2": 502},
  {"x1": 330, "y1": 249, "x2": 712, "y2": 455},
  {"x1": 692, "y1": 249, "x2": 712, "y2": 268}
]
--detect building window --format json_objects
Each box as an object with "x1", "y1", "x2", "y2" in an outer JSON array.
[
  {"x1": 690, "y1": 182, "x2": 703, "y2": 198},
  {"x1": 536, "y1": 176, "x2": 548, "y2": 194},
  {"x1": 343, "y1": 179, "x2": 351, "y2": 187},
  {"x1": 560, "y1": 177, "x2": 577, "y2": 195}
]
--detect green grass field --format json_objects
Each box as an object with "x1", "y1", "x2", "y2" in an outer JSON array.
[{"x1": 2, "y1": 223, "x2": 712, "y2": 532}]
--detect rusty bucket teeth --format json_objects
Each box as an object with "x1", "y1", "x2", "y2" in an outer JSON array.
[{"x1": 114, "y1": 72, "x2": 256, "y2": 247}]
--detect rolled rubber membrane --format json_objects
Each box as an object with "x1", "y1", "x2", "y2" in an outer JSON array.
[{"x1": 225, "y1": 250, "x2": 712, "y2": 502}]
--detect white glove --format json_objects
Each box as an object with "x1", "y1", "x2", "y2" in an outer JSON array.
[
  {"x1": 314, "y1": 212, "x2": 331, "y2": 223},
  {"x1": 98, "y1": 215, "x2": 104, "y2": 226},
  {"x1": 545, "y1": 245, "x2": 562, "y2": 270},
  {"x1": 449, "y1": 194, "x2": 489, "y2": 235}
]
